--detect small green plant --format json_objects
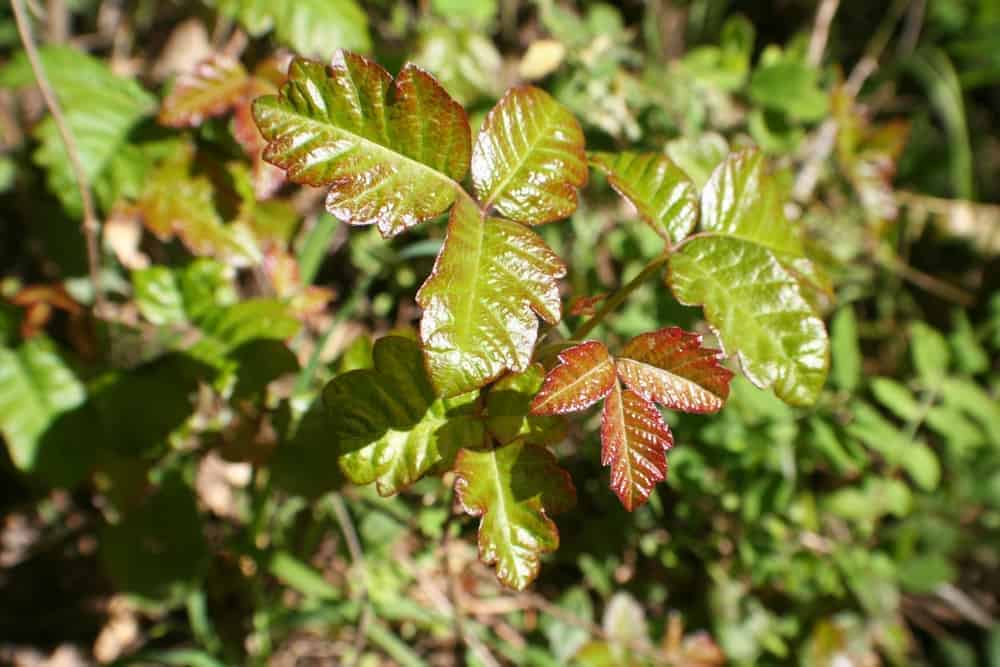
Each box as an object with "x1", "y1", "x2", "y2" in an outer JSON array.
[{"x1": 249, "y1": 50, "x2": 830, "y2": 588}]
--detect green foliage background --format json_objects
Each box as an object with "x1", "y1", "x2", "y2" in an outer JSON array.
[{"x1": 0, "y1": 0, "x2": 999, "y2": 665}]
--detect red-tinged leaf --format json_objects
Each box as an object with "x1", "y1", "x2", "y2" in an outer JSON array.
[
  {"x1": 417, "y1": 195, "x2": 566, "y2": 397},
  {"x1": 252, "y1": 51, "x2": 471, "y2": 237},
  {"x1": 233, "y1": 80, "x2": 287, "y2": 199},
  {"x1": 601, "y1": 383, "x2": 673, "y2": 511},
  {"x1": 568, "y1": 293, "x2": 606, "y2": 317},
  {"x1": 588, "y1": 151, "x2": 698, "y2": 244},
  {"x1": 530, "y1": 341, "x2": 616, "y2": 416},
  {"x1": 135, "y1": 148, "x2": 258, "y2": 265},
  {"x1": 616, "y1": 327, "x2": 733, "y2": 414},
  {"x1": 159, "y1": 54, "x2": 250, "y2": 128},
  {"x1": 471, "y1": 86, "x2": 587, "y2": 224},
  {"x1": 454, "y1": 441, "x2": 576, "y2": 590}
]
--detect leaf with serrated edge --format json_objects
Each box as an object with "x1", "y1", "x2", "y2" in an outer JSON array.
[
  {"x1": 159, "y1": 55, "x2": 250, "y2": 128},
  {"x1": 418, "y1": 196, "x2": 566, "y2": 397},
  {"x1": 601, "y1": 383, "x2": 673, "y2": 511},
  {"x1": 530, "y1": 341, "x2": 615, "y2": 415},
  {"x1": 454, "y1": 441, "x2": 576, "y2": 590},
  {"x1": 616, "y1": 327, "x2": 732, "y2": 414},
  {"x1": 486, "y1": 365, "x2": 567, "y2": 446},
  {"x1": 669, "y1": 149, "x2": 829, "y2": 405},
  {"x1": 252, "y1": 51, "x2": 470, "y2": 237},
  {"x1": 589, "y1": 152, "x2": 698, "y2": 244},
  {"x1": 530, "y1": 327, "x2": 732, "y2": 510},
  {"x1": 324, "y1": 336, "x2": 484, "y2": 496},
  {"x1": 472, "y1": 86, "x2": 587, "y2": 224}
]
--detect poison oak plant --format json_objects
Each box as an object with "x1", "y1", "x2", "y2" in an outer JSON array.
[{"x1": 246, "y1": 49, "x2": 831, "y2": 589}]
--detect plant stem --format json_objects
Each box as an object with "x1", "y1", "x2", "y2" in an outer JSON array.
[
  {"x1": 330, "y1": 494, "x2": 371, "y2": 667},
  {"x1": 570, "y1": 252, "x2": 670, "y2": 341},
  {"x1": 12, "y1": 0, "x2": 105, "y2": 316}
]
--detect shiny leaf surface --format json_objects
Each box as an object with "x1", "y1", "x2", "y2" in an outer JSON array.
[
  {"x1": 454, "y1": 441, "x2": 576, "y2": 589},
  {"x1": 530, "y1": 328, "x2": 730, "y2": 510},
  {"x1": 324, "y1": 336, "x2": 485, "y2": 496},
  {"x1": 669, "y1": 150, "x2": 829, "y2": 405},
  {"x1": 253, "y1": 52, "x2": 470, "y2": 237},
  {"x1": 417, "y1": 196, "x2": 566, "y2": 397},
  {"x1": 159, "y1": 55, "x2": 250, "y2": 128},
  {"x1": 589, "y1": 151, "x2": 699, "y2": 243},
  {"x1": 601, "y1": 383, "x2": 673, "y2": 511},
  {"x1": 471, "y1": 86, "x2": 587, "y2": 224},
  {"x1": 616, "y1": 327, "x2": 732, "y2": 413},
  {"x1": 530, "y1": 341, "x2": 616, "y2": 415}
]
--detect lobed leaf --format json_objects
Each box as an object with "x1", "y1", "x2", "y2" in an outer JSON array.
[
  {"x1": 530, "y1": 331, "x2": 731, "y2": 510},
  {"x1": 323, "y1": 336, "x2": 485, "y2": 496},
  {"x1": 530, "y1": 340, "x2": 616, "y2": 415},
  {"x1": 253, "y1": 52, "x2": 470, "y2": 237},
  {"x1": 589, "y1": 151, "x2": 698, "y2": 244},
  {"x1": 0, "y1": 46, "x2": 155, "y2": 216},
  {"x1": 159, "y1": 54, "x2": 250, "y2": 128},
  {"x1": 454, "y1": 441, "x2": 576, "y2": 590},
  {"x1": 471, "y1": 86, "x2": 587, "y2": 224},
  {"x1": 486, "y1": 365, "x2": 567, "y2": 446},
  {"x1": 601, "y1": 383, "x2": 673, "y2": 511},
  {"x1": 417, "y1": 196, "x2": 566, "y2": 397},
  {"x1": 668, "y1": 150, "x2": 829, "y2": 405},
  {"x1": 616, "y1": 327, "x2": 732, "y2": 413}
]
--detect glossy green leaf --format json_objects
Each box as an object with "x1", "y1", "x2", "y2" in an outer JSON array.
[
  {"x1": 486, "y1": 365, "x2": 567, "y2": 446},
  {"x1": 324, "y1": 336, "x2": 485, "y2": 496},
  {"x1": 253, "y1": 52, "x2": 470, "y2": 238},
  {"x1": 589, "y1": 151, "x2": 698, "y2": 243},
  {"x1": 0, "y1": 337, "x2": 86, "y2": 473},
  {"x1": 216, "y1": 0, "x2": 371, "y2": 56},
  {"x1": 417, "y1": 196, "x2": 566, "y2": 397},
  {"x1": 454, "y1": 440, "x2": 576, "y2": 589},
  {"x1": 0, "y1": 46, "x2": 155, "y2": 216},
  {"x1": 471, "y1": 86, "x2": 587, "y2": 224},
  {"x1": 669, "y1": 150, "x2": 829, "y2": 406}
]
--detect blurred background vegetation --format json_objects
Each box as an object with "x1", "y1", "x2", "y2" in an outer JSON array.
[{"x1": 0, "y1": 0, "x2": 999, "y2": 665}]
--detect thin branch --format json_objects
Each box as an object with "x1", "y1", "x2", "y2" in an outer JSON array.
[
  {"x1": 793, "y1": 0, "x2": 909, "y2": 203},
  {"x1": 569, "y1": 252, "x2": 670, "y2": 341},
  {"x1": 12, "y1": 0, "x2": 105, "y2": 316},
  {"x1": 330, "y1": 494, "x2": 371, "y2": 667},
  {"x1": 442, "y1": 503, "x2": 501, "y2": 667},
  {"x1": 807, "y1": 0, "x2": 840, "y2": 67}
]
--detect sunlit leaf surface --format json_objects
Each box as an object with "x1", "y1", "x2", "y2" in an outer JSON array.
[
  {"x1": 471, "y1": 86, "x2": 587, "y2": 224},
  {"x1": 454, "y1": 440, "x2": 576, "y2": 589},
  {"x1": 417, "y1": 196, "x2": 566, "y2": 397},
  {"x1": 253, "y1": 52, "x2": 470, "y2": 237}
]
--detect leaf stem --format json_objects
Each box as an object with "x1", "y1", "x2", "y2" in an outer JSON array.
[
  {"x1": 12, "y1": 0, "x2": 105, "y2": 317},
  {"x1": 569, "y1": 252, "x2": 670, "y2": 341}
]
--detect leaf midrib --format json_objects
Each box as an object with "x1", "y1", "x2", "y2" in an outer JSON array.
[
  {"x1": 534, "y1": 355, "x2": 613, "y2": 413},
  {"x1": 616, "y1": 358, "x2": 723, "y2": 406},
  {"x1": 481, "y1": 96, "x2": 559, "y2": 212},
  {"x1": 277, "y1": 104, "x2": 461, "y2": 193}
]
